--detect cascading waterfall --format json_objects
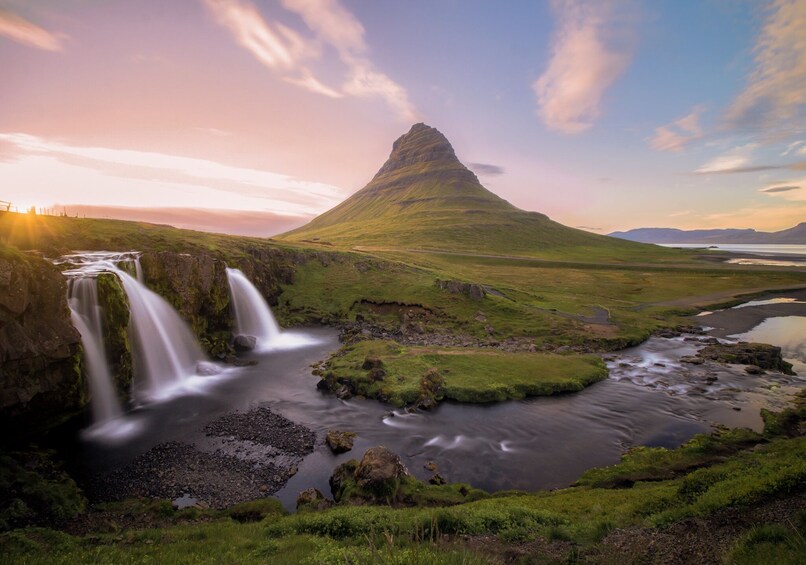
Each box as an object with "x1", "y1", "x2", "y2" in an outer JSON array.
[
  {"x1": 111, "y1": 266, "x2": 213, "y2": 400},
  {"x1": 226, "y1": 268, "x2": 281, "y2": 348},
  {"x1": 67, "y1": 277, "x2": 124, "y2": 425},
  {"x1": 59, "y1": 251, "x2": 218, "y2": 417}
]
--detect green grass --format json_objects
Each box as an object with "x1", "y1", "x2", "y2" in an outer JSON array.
[
  {"x1": 2, "y1": 427, "x2": 804, "y2": 563},
  {"x1": 320, "y1": 340, "x2": 608, "y2": 406}
]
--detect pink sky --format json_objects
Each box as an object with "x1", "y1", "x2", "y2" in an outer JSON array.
[{"x1": 1, "y1": 1, "x2": 804, "y2": 235}]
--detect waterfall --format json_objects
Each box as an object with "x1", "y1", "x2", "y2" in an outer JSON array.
[
  {"x1": 67, "y1": 277, "x2": 124, "y2": 424},
  {"x1": 226, "y1": 268, "x2": 282, "y2": 349},
  {"x1": 59, "y1": 251, "x2": 217, "y2": 411},
  {"x1": 111, "y1": 267, "x2": 212, "y2": 400}
]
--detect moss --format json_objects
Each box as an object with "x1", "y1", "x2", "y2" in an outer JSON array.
[
  {"x1": 0, "y1": 451, "x2": 86, "y2": 531},
  {"x1": 96, "y1": 273, "x2": 132, "y2": 401},
  {"x1": 320, "y1": 340, "x2": 608, "y2": 407}
]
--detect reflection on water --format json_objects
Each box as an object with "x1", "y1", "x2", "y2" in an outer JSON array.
[
  {"x1": 726, "y1": 258, "x2": 806, "y2": 267},
  {"x1": 732, "y1": 298, "x2": 806, "y2": 309},
  {"x1": 730, "y1": 316, "x2": 806, "y2": 374}
]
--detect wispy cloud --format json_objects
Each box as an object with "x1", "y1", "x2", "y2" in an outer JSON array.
[
  {"x1": 760, "y1": 185, "x2": 800, "y2": 193},
  {"x1": 694, "y1": 143, "x2": 758, "y2": 173},
  {"x1": 724, "y1": 0, "x2": 806, "y2": 137},
  {"x1": 0, "y1": 132, "x2": 344, "y2": 215},
  {"x1": 534, "y1": 0, "x2": 637, "y2": 134},
  {"x1": 468, "y1": 163, "x2": 505, "y2": 176},
  {"x1": 0, "y1": 9, "x2": 64, "y2": 51},
  {"x1": 203, "y1": 0, "x2": 416, "y2": 120},
  {"x1": 649, "y1": 106, "x2": 705, "y2": 152},
  {"x1": 759, "y1": 178, "x2": 806, "y2": 201}
]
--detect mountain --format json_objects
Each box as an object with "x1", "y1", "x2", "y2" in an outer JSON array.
[
  {"x1": 610, "y1": 223, "x2": 806, "y2": 244},
  {"x1": 278, "y1": 124, "x2": 670, "y2": 260}
]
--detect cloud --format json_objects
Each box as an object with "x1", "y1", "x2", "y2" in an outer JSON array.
[
  {"x1": 203, "y1": 0, "x2": 416, "y2": 120},
  {"x1": 56, "y1": 205, "x2": 311, "y2": 237},
  {"x1": 668, "y1": 210, "x2": 691, "y2": 217},
  {"x1": 724, "y1": 0, "x2": 806, "y2": 137},
  {"x1": 759, "y1": 178, "x2": 806, "y2": 201},
  {"x1": 760, "y1": 185, "x2": 800, "y2": 193},
  {"x1": 649, "y1": 106, "x2": 705, "y2": 152},
  {"x1": 468, "y1": 162, "x2": 506, "y2": 176},
  {"x1": 574, "y1": 225, "x2": 602, "y2": 231},
  {"x1": 782, "y1": 140, "x2": 804, "y2": 156},
  {"x1": 0, "y1": 9, "x2": 64, "y2": 51},
  {"x1": 534, "y1": 0, "x2": 637, "y2": 134},
  {"x1": 694, "y1": 143, "x2": 758, "y2": 173},
  {"x1": 0, "y1": 132, "x2": 345, "y2": 215}
]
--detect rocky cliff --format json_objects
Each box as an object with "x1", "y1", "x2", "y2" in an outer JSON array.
[{"x1": 0, "y1": 249, "x2": 86, "y2": 433}]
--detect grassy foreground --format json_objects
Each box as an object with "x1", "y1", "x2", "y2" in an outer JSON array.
[
  {"x1": 317, "y1": 340, "x2": 607, "y2": 406},
  {"x1": 2, "y1": 422, "x2": 804, "y2": 564}
]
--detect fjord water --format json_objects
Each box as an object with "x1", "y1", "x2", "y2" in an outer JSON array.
[
  {"x1": 225, "y1": 268, "x2": 281, "y2": 347},
  {"x1": 67, "y1": 277, "x2": 124, "y2": 425}
]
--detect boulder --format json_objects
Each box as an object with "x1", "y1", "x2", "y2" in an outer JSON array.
[
  {"x1": 353, "y1": 446, "x2": 410, "y2": 494},
  {"x1": 233, "y1": 334, "x2": 257, "y2": 352},
  {"x1": 326, "y1": 430, "x2": 357, "y2": 454},
  {"x1": 296, "y1": 488, "x2": 334, "y2": 511},
  {"x1": 697, "y1": 342, "x2": 794, "y2": 374},
  {"x1": 435, "y1": 279, "x2": 486, "y2": 300}
]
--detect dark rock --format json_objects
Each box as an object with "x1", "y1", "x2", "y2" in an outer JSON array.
[
  {"x1": 424, "y1": 461, "x2": 437, "y2": 472},
  {"x1": 418, "y1": 368, "x2": 444, "y2": 409},
  {"x1": 334, "y1": 384, "x2": 353, "y2": 400},
  {"x1": 326, "y1": 430, "x2": 356, "y2": 454},
  {"x1": 354, "y1": 446, "x2": 409, "y2": 493},
  {"x1": 361, "y1": 356, "x2": 383, "y2": 370},
  {"x1": 0, "y1": 252, "x2": 85, "y2": 432},
  {"x1": 296, "y1": 488, "x2": 333, "y2": 511},
  {"x1": 435, "y1": 279, "x2": 486, "y2": 300},
  {"x1": 233, "y1": 334, "x2": 257, "y2": 352},
  {"x1": 745, "y1": 365, "x2": 766, "y2": 375},
  {"x1": 697, "y1": 342, "x2": 794, "y2": 374},
  {"x1": 429, "y1": 473, "x2": 446, "y2": 486},
  {"x1": 329, "y1": 459, "x2": 359, "y2": 502},
  {"x1": 681, "y1": 356, "x2": 705, "y2": 365},
  {"x1": 368, "y1": 368, "x2": 386, "y2": 382}
]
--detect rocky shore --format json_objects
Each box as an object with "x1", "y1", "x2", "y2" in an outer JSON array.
[{"x1": 88, "y1": 407, "x2": 315, "y2": 509}]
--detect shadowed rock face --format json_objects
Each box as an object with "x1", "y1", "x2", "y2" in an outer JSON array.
[
  {"x1": 0, "y1": 251, "x2": 86, "y2": 431},
  {"x1": 373, "y1": 123, "x2": 477, "y2": 181}
]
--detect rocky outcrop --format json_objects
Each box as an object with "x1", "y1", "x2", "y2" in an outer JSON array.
[
  {"x1": 0, "y1": 250, "x2": 86, "y2": 432},
  {"x1": 139, "y1": 251, "x2": 233, "y2": 348},
  {"x1": 697, "y1": 342, "x2": 794, "y2": 375},
  {"x1": 296, "y1": 488, "x2": 334, "y2": 511},
  {"x1": 325, "y1": 430, "x2": 356, "y2": 454},
  {"x1": 436, "y1": 279, "x2": 486, "y2": 300},
  {"x1": 96, "y1": 273, "x2": 132, "y2": 401},
  {"x1": 329, "y1": 446, "x2": 410, "y2": 504}
]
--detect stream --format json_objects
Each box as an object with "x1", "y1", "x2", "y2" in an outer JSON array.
[{"x1": 77, "y1": 290, "x2": 806, "y2": 510}]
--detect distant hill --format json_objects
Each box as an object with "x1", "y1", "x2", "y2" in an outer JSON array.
[
  {"x1": 610, "y1": 223, "x2": 806, "y2": 244},
  {"x1": 278, "y1": 124, "x2": 674, "y2": 261}
]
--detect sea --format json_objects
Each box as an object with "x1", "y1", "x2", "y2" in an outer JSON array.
[{"x1": 659, "y1": 243, "x2": 806, "y2": 267}]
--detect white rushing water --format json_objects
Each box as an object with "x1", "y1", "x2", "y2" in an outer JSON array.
[
  {"x1": 226, "y1": 268, "x2": 281, "y2": 348},
  {"x1": 112, "y1": 266, "x2": 215, "y2": 401},
  {"x1": 225, "y1": 268, "x2": 320, "y2": 351},
  {"x1": 67, "y1": 277, "x2": 124, "y2": 425}
]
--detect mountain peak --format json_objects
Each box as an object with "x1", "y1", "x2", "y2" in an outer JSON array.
[{"x1": 374, "y1": 123, "x2": 464, "y2": 178}]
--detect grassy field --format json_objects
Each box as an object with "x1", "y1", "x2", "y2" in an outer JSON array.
[
  {"x1": 319, "y1": 340, "x2": 607, "y2": 405},
  {"x1": 4, "y1": 211, "x2": 806, "y2": 352},
  {"x1": 2, "y1": 425, "x2": 804, "y2": 564}
]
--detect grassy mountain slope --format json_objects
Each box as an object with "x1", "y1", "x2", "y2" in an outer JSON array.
[{"x1": 278, "y1": 124, "x2": 680, "y2": 262}]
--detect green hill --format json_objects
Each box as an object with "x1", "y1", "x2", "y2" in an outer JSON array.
[{"x1": 279, "y1": 124, "x2": 676, "y2": 262}]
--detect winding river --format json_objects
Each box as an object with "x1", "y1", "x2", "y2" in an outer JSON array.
[{"x1": 79, "y1": 295, "x2": 806, "y2": 511}]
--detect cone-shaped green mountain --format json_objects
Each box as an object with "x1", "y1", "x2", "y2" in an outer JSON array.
[{"x1": 279, "y1": 124, "x2": 667, "y2": 260}]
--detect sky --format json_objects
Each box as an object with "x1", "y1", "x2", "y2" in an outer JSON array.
[{"x1": 1, "y1": 0, "x2": 805, "y2": 236}]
